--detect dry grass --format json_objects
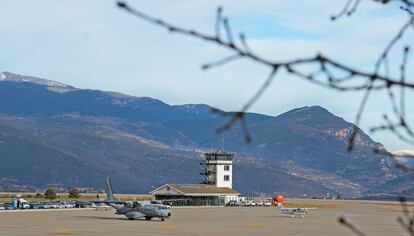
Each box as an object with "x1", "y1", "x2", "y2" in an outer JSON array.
[{"x1": 281, "y1": 202, "x2": 349, "y2": 209}]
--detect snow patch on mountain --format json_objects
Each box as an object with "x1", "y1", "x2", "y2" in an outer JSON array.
[
  {"x1": 0, "y1": 72, "x2": 76, "y2": 93},
  {"x1": 0, "y1": 72, "x2": 6, "y2": 81}
]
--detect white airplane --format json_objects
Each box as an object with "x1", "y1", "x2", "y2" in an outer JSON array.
[
  {"x1": 277, "y1": 203, "x2": 307, "y2": 218},
  {"x1": 273, "y1": 193, "x2": 314, "y2": 218}
]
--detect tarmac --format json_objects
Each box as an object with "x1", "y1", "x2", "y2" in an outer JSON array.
[{"x1": 0, "y1": 199, "x2": 410, "y2": 236}]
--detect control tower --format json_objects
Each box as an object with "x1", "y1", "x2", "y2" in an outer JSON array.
[{"x1": 200, "y1": 151, "x2": 234, "y2": 189}]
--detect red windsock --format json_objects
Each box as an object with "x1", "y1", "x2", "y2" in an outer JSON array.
[
  {"x1": 273, "y1": 193, "x2": 284, "y2": 203},
  {"x1": 276, "y1": 194, "x2": 284, "y2": 203}
]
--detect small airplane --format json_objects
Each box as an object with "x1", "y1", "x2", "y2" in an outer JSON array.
[
  {"x1": 273, "y1": 193, "x2": 311, "y2": 218},
  {"x1": 103, "y1": 177, "x2": 172, "y2": 221},
  {"x1": 277, "y1": 203, "x2": 307, "y2": 218}
]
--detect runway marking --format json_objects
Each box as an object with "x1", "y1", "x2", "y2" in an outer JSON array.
[
  {"x1": 48, "y1": 228, "x2": 73, "y2": 234},
  {"x1": 247, "y1": 222, "x2": 266, "y2": 228},
  {"x1": 376, "y1": 207, "x2": 407, "y2": 213},
  {"x1": 329, "y1": 219, "x2": 338, "y2": 225},
  {"x1": 157, "y1": 225, "x2": 177, "y2": 229},
  {"x1": 28, "y1": 213, "x2": 43, "y2": 220}
]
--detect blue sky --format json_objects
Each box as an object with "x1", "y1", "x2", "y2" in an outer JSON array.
[{"x1": 0, "y1": 0, "x2": 413, "y2": 151}]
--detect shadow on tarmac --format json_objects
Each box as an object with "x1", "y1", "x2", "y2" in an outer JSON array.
[
  {"x1": 77, "y1": 216, "x2": 164, "y2": 222},
  {"x1": 262, "y1": 215, "x2": 294, "y2": 218}
]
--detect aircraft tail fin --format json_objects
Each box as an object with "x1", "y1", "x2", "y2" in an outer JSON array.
[{"x1": 105, "y1": 176, "x2": 119, "y2": 201}]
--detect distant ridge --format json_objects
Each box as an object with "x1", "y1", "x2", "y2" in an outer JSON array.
[
  {"x1": 0, "y1": 72, "x2": 404, "y2": 197},
  {"x1": 0, "y1": 72, "x2": 75, "y2": 93}
]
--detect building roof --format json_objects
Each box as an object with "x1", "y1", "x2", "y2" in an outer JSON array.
[
  {"x1": 150, "y1": 183, "x2": 240, "y2": 196},
  {"x1": 204, "y1": 150, "x2": 234, "y2": 157}
]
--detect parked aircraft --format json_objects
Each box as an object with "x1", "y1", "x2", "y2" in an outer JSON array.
[
  {"x1": 277, "y1": 203, "x2": 307, "y2": 218},
  {"x1": 110, "y1": 201, "x2": 171, "y2": 221},
  {"x1": 273, "y1": 193, "x2": 311, "y2": 218},
  {"x1": 104, "y1": 177, "x2": 172, "y2": 221}
]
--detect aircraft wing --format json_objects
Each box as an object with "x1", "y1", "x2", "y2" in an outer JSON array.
[
  {"x1": 92, "y1": 200, "x2": 128, "y2": 205},
  {"x1": 290, "y1": 208, "x2": 310, "y2": 212}
]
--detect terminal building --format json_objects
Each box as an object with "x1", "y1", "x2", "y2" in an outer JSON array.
[{"x1": 150, "y1": 151, "x2": 240, "y2": 206}]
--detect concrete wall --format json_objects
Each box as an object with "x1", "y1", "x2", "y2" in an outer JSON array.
[{"x1": 214, "y1": 161, "x2": 232, "y2": 188}]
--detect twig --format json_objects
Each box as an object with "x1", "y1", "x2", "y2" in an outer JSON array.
[{"x1": 116, "y1": 0, "x2": 414, "y2": 148}]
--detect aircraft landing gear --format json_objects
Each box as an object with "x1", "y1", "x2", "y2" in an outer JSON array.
[
  {"x1": 145, "y1": 217, "x2": 152, "y2": 221},
  {"x1": 161, "y1": 217, "x2": 165, "y2": 222}
]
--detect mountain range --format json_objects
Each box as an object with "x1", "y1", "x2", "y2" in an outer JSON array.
[{"x1": 0, "y1": 71, "x2": 407, "y2": 197}]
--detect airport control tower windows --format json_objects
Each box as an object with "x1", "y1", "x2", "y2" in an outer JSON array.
[
  {"x1": 224, "y1": 175, "x2": 230, "y2": 181},
  {"x1": 224, "y1": 165, "x2": 230, "y2": 171}
]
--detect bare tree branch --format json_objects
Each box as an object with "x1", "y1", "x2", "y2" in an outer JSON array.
[
  {"x1": 117, "y1": 1, "x2": 414, "y2": 235},
  {"x1": 116, "y1": 0, "x2": 414, "y2": 149},
  {"x1": 339, "y1": 196, "x2": 414, "y2": 236},
  {"x1": 338, "y1": 216, "x2": 368, "y2": 236}
]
